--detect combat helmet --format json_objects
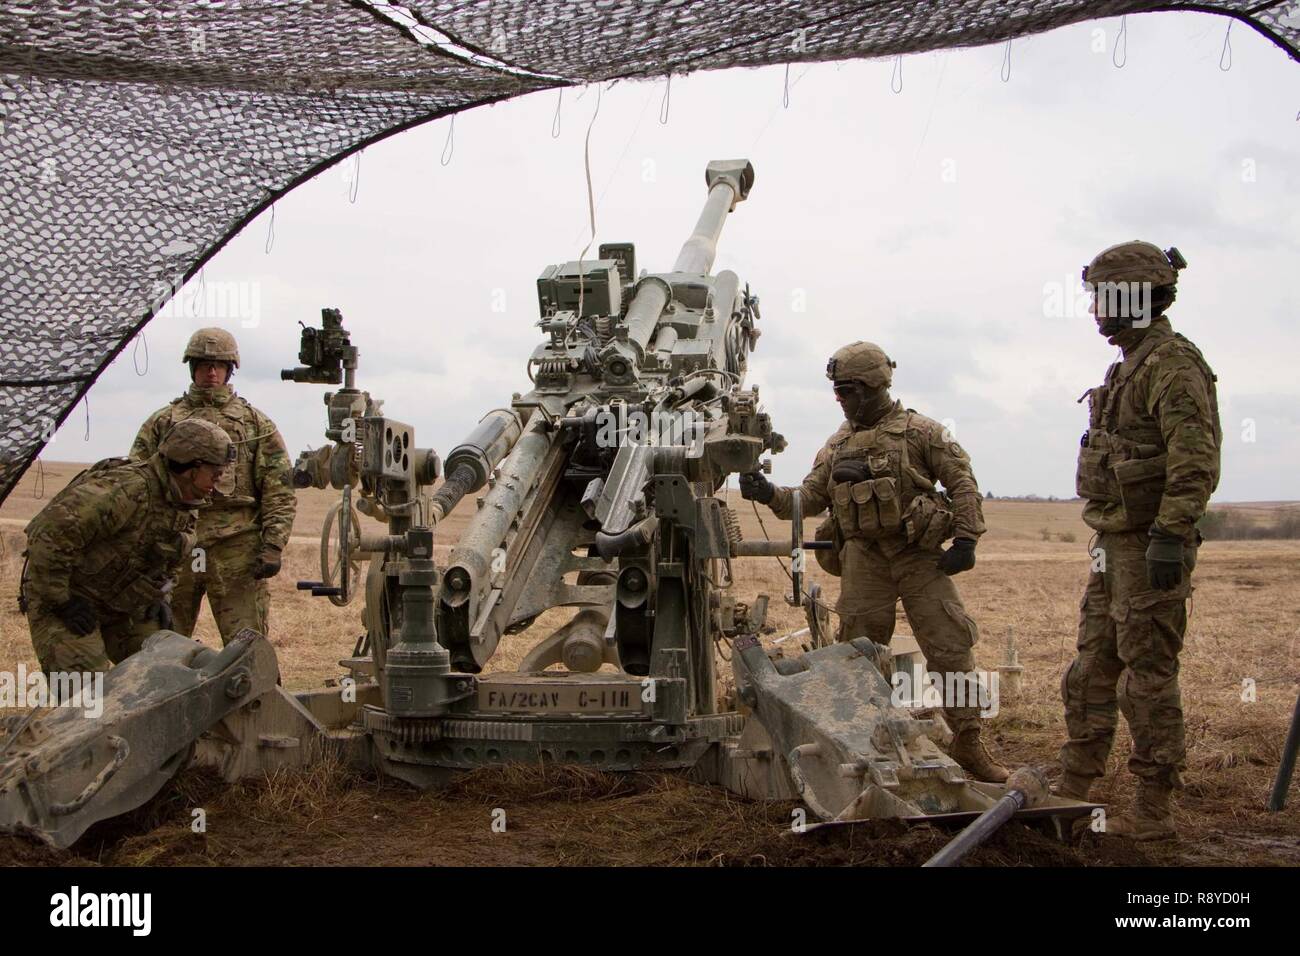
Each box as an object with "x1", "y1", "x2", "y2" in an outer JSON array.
[
  {"x1": 826, "y1": 341, "x2": 896, "y2": 389},
  {"x1": 160, "y1": 419, "x2": 235, "y2": 468},
  {"x1": 1082, "y1": 241, "x2": 1185, "y2": 288},
  {"x1": 183, "y1": 327, "x2": 240, "y2": 368}
]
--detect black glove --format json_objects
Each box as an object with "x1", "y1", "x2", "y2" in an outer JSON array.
[
  {"x1": 738, "y1": 471, "x2": 775, "y2": 504},
  {"x1": 831, "y1": 459, "x2": 872, "y2": 484},
  {"x1": 253, "y1": 545, "x2": 283, "y2": 581},
  {"x1": 1145, "y1": 531, "x2": 1184, "y2": 590},
  {"x1": 54, "y1": 595, "x2": 98, "y2": 636},
  {"x1": 145, "y1": 600, "x2": 174, "y2": 631},
  {"x1": 936, "y1": 538, "x2": 977, "y2": 576}
]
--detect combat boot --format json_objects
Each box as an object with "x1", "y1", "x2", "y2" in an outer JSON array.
[
  {"x1": 950, "y1": 728, "x2": 1010, "y2": 783},
  {"x1": 1105, "y1": 779, "x2": 1176, "y2": 841},
  {"x1": 1054, "y1": 771, "x2": 1095, "y2": 801}
]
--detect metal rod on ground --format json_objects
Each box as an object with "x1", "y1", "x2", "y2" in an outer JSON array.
[
  {"x1": 1267, "y1": 688, "x2": 1300, "y2": 812},
  {"x1": 922, "y1": 767, "x2": 1048, "y2": 868}
]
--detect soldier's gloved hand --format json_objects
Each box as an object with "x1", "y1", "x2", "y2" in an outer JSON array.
[
  {"x1": 253, "y1": 545, "x2": 283, "y2": 580},
  {"x1": 145, "y1": 600, "x2": 174, "y2": 631},
  {"x1": 738, "y1": 471, "x2": 775, "y2": 504},
  {"x1": 831, "y1": 460, "x2": 872, "y2": 485},
  {"x1": 54, "y1": 596, "x2": 98, "y2": 636},
  {"x1": 936, "y1": 538, "x2": 977, "y2": 576},
  {"x1": 1145, "y1": 531, "x2": 1184, "y2": 590}
]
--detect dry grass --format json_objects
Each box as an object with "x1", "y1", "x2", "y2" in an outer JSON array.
[{"x1": 2, "y1": 470, "x2": 1298, "y2": 866}]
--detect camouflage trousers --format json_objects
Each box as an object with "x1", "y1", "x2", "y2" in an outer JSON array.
[
  {"x1": 836, "y1": 539, "x2": 983, "y2": 735},
  {"x1": 1059, "y1": 530, "x2": 1196, "y2": 788},
  {"x1": 27, "y1": 598, "x2": 159, "y2": 676},
  {"x1": 172, "y1": 533, "x2": 270, "y2": 644}
]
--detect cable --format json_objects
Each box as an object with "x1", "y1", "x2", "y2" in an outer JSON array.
[
  {"x1": 133, "y1": 330, "x2": 149, "y2": 376},
  {"x1": 440, "y1": 114, "x2": 455, "y2": 166},
  {"x1": 575, "y1": 82, "x2": 603, "y2": 322}
]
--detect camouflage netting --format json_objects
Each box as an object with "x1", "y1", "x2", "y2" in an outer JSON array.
[{"x1": 1, "y1": 0, "x2": 1297, "y2": 504}]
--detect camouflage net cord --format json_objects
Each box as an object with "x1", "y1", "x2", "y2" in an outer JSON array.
[{"x1": 0, "y1": 0, "x2": 1296, "y2": 505}]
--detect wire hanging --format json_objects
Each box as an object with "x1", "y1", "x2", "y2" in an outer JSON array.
[
  {"x1": 891, "y1": 55, "x2": 903, "y2": 94},
  {"x1": 1001, "y1": 39, "x2": 1012, "y2": 82},
  {"x1": 133, "y1": 329, "x2": 149, "y2": 376},
  {"x1": 264, "y1": 204, "x2": 275, "y2": 254},
  {"x1": 552, "y1": 87, "x2": 563, "y2": 138},
  {"x1": 659, "y1": 74, "x2": 671, "y2": 124},
  {"x1": 441, "y1": 114, "x2": 455, "y2": 166},
  {"x1": 1219, "y1": 21, "x2": 1233, "y2": 72},
  {"x1": 1113, "y1": 15, "x2": 1128, "y2": 69}
]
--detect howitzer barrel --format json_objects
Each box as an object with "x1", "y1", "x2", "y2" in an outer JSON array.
[{"x1": 622, "y1": 160, "x2": 755, "y2": 357}]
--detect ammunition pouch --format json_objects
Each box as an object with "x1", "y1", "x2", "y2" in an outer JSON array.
[
  {"x1": 814, "y1": 515, "x2": 842, "y2": 577},
  {"x1": 833, "y1": 477, "x2": 903, "y2": 540},
  {"x1": 1076, "y1": 430, "x2": 1167, "y2": 526},
  {"x1": 902, "y1": 493, "x2": 955, "y2": 551}
]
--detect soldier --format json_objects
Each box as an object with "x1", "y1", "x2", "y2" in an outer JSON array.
[
  {"x1": 131, "y1": 327, "x2": 297, "y2": 643},
  {"x1": 1058, "y1": 242, "x2": 1221, "y2": 840},
  {"x1": 740, "y1": 342, "x2": 1008, "y2": 782},
  {"x1": 22, "y1": 419, "x2": 233, "y2": 676}
]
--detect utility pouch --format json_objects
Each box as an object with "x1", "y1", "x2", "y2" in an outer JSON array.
[
  {"x1": 851, "y1": 479, "x2": 878, "y2": 534},
  {"x1": 833, "y1": 481, "x2": 857, "y2": 537},
  {"x1": 872, "y1": 477, "x2": 902, "y2": 530},
  {"x1": 1113, "y1": 453, "x2": 1167, "y2": 527}
]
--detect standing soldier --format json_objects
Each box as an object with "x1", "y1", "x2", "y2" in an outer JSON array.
[
  {"x1": 131, "y1": 327, "x2": 297, "y2": 643},
  {"x1": 22, "y1": 419, "x2": 233, "y2": 675},
  {"x1": 1059, "y1": 242, "x2": 1221, "y2": 840},
  {"x1": 740, "y1": 342, "x2": 1008, "y2": 783}
]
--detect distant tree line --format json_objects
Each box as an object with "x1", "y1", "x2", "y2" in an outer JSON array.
[{"x1": 1198, "y1": 509, "x2": 1300, "y2": 540}]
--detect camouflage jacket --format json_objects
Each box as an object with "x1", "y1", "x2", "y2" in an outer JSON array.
[
  {"x1": 131, "y1": 384, "x2": 296, "y2": 550},
  {"x1": 24, "y1": 455, "x2": 198, "y2": 614},
  {"x1": 770, "y1": 401, "x2": 986, "y2": 556},
  {"x1": 1076, "y1": 317, "x2": 1221, "y2": 539}
]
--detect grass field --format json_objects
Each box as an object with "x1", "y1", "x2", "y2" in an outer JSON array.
[{"x1": 1, "y1": 464, "x2": 1297, "y2": 867}]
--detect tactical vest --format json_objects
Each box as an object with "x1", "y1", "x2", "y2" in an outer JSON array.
[
  {"x1": 1076, "y1": 331, "x2": 1219, "y2": 530},
  {"x1": 159, "y1": 393, "x2": 262, "y2": 509},
  {"x1": 26, "y1": 458, "x2": 197, "y2": 615},
  {"x1": 826, "y1": 409, "x2": 950, "y2": 547}
]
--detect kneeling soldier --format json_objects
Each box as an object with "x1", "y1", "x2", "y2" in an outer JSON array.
[{"x1": 22, "y1": 419, "x2": 233, "y2": 676}]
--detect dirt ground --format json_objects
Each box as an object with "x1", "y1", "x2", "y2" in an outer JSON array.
[{"x1": 1, "y1": 467, "x2": 1297, "y2": 867}]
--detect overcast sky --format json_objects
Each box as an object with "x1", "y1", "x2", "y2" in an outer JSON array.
[{"x1": 41, "y1": 10, "x2": 1300, "y2": 502}]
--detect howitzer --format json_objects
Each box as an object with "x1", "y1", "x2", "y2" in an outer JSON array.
[{"x1": 2, "y1": 160, "x2": 1097, "y2": 847}]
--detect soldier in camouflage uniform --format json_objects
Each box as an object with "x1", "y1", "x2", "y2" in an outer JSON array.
[
  {"x1": 1058, "y1": 241, "x2": 1221, "y2": 840},
  {"x1": 741, "y1": 342, "x2": 1009, "y2": 783},
  {"x1": 22, "y1": 419, "x2": 233, "y2": 676},
  {"x1": 131, "y1": 328, "x2": 297, "y2": 643}
]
